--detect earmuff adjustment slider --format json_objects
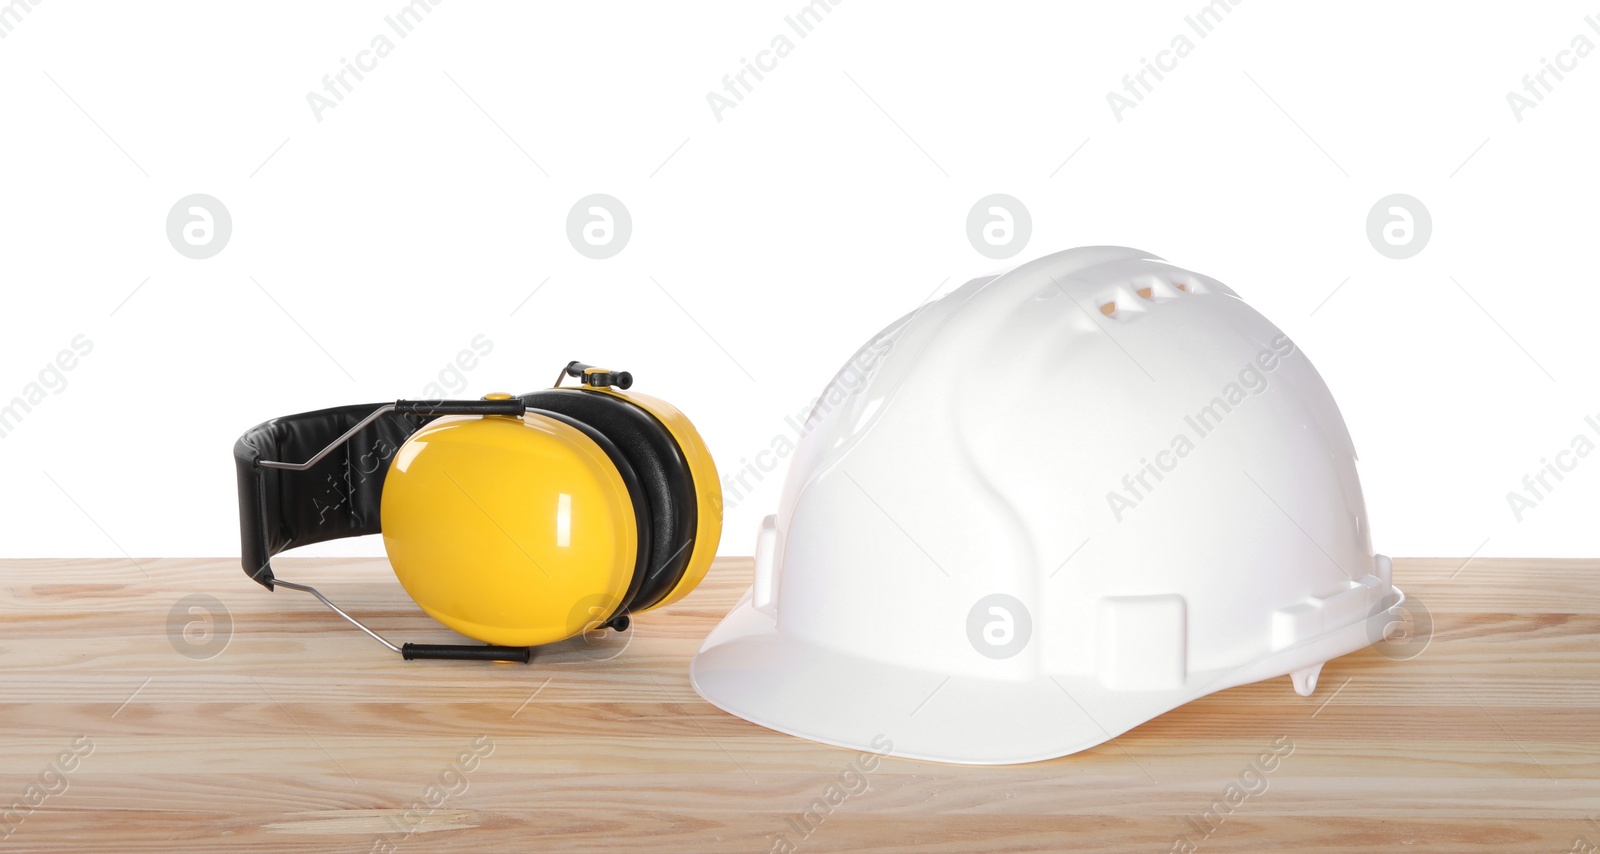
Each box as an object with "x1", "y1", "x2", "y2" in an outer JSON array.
[
  {"x1": 256, "y1": 399, "x2": 529, "y2": 472},
  {"x1": 272, "y1": 579, "x2": 534, "y2": 663},
  {"x1": 557, "y1": 360, "x2": 633, "y2": 390},
  {"x1": 393, "y1": 398, "x2": 527, "y2": 417}
]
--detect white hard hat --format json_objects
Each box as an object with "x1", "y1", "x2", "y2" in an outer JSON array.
[{"x1": 691, "y1": 246, "x2": 1404, "y2": 765}]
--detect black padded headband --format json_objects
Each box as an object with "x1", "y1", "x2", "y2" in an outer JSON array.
[{"x1": 233, "y1": 399, "x2": 533, "y2": 589}]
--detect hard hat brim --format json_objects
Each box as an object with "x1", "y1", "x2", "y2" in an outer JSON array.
[{"x1": 691, "y1": 587, "x2": 1408, "y2": 765}]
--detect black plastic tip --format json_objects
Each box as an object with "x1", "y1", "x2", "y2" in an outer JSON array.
[{"x1": 401, "y1": 643, "x2": 533, "y2": 663}]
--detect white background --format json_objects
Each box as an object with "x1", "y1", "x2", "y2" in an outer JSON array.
[{"x1": 1, "y1": 0, "x2": 1595, "y2": 561}]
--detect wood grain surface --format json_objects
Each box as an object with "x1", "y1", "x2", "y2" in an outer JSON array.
[{"x1": 0, "y1": 556, "x2": 1595, "y2": 853}]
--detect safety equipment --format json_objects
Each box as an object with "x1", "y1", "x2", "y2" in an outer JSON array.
[
  {"x1": 691, "y1": 247, "x2": 1402, "y2": 764},
  {"x1": 234, "y1": 361, "x2": 721, "y2": 662}
]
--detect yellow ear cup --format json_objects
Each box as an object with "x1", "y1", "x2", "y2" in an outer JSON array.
[
  {"x1": 379, "y1": 412, "x2": 638, "y2": 647},
  {"x1": 599, "y1": 388, "x2": 723, "y2": 612}
]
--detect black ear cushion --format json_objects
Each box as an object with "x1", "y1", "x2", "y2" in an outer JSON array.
[{"x1": 518, "y1": 389, "x2": 698, "y2": 614}]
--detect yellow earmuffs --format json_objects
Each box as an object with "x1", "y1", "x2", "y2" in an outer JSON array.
[{"x1": 233, "y1": 361, "x2": 721, "y2": 662}]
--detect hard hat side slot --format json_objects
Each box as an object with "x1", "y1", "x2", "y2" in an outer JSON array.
[{"x1": 1096, "y1": 594, "x2": 1188, "y2": 691}]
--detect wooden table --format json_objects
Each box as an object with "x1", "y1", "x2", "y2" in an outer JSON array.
[{"x1": 1, "y1": 557, "x2": 1595, "y2": 852}]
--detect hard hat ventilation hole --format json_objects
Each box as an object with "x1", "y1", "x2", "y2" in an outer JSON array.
[
  {"x1": 1136, "y1": 287, "x2": 1154, "y2": 300},
  {"x1": 1175, "y1": 282, "x2": 1191, "y2": 292},
  {"x1": 1099, "y1": 301, "x2": 1117, "y2": 317}
]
